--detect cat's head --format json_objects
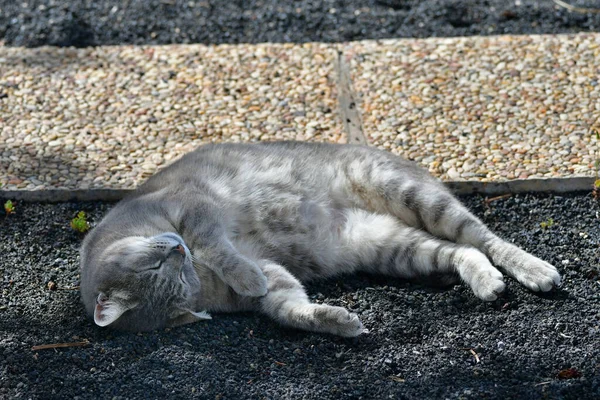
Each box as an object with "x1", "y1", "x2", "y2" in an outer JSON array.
[{"x1": 81, "y1": 232, "x2": 210, "y2": 332}]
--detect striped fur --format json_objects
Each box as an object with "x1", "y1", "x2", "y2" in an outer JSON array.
[{"x1": 80, "y1": 142, "x2": 560, "y2": 336}]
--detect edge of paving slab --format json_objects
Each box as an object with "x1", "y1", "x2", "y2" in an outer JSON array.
[
  {"x1": 0, "y1": 177, "x2": 594, "y2": 203},
  {"x1": 445, "y1": 176, "x2": 595, "y2": 196}
]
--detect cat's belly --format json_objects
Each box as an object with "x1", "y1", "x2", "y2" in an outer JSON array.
[{"x1": 233, "y1": 199, "x2": 345, "y2": 281}]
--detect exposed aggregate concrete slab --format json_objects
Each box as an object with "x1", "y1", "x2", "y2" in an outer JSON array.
[
  {"x1": 0, "y1": 43, "x2": 343, "y2": 191},
  {"x1": 348, "y1": 33, "x2": 600, "y2": 182}
]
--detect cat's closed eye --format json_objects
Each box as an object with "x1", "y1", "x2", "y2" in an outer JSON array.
[{"x1": 145, "y1": 260, "x2": 163, "y2": 271}]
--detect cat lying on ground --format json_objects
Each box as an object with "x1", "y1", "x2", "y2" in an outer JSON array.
[{"x1": 80, "y1": 142, "x2": 560, "y2": 336}]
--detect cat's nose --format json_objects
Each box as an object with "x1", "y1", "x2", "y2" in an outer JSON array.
[{"x1": 172, "y1": 244, "x2": 185, "y2": 256}]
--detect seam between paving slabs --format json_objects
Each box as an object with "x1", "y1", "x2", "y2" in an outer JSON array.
[{"x1": 335, "y1": 50, "x2": 368, "y2": 146}]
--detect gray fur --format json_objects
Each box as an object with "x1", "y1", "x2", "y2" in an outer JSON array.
[{"x1": 80, "y1": 142, "x2": 561, "y2": 336}]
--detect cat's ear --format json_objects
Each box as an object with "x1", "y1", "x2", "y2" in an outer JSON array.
[
  {"x1": 166, "y1": 310, "x2": 212, "y2": 328},
  {"x1": 93, "y1": 292, "x2": 130, "y2": 327}
]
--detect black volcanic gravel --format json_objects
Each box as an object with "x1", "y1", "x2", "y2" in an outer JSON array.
[
  {"x1": 0, "y1": 193, "x2": 599, "y2": 399},
  {"x1": 1, "y1": 0, "x2": 600, "y2": 47}
]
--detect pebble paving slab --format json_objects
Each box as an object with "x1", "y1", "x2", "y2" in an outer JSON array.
[
  {"x1": 0, "y1": 44, "x2": 341, "y2": 190},
  {"x1": 348, "y1": 33, "x2": 599, "y2": 182},
  {"x1": 1, "y1": 34, "x2": 599, "y2": 192}
]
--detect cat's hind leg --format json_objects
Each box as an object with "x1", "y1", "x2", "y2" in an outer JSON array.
[
  {"x1": 396, "y1": 186, "x2": 560, "y2": 293},
  {"x1": 338, "y1": 209, "x2": 505, "y2": 301},
  {"x1": 257, "y1": 261, "x2": 364, "y2": 337},
  {"x1": 344, "y1": 154, "x2": 560, "y2": 294}
]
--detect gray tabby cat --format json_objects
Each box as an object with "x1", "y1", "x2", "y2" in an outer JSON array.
[{"x1": 80, "y1": 142, "x2": 560, "y2": 337}]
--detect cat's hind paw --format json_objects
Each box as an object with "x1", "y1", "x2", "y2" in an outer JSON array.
[
  {"x1": 488, "y1": 241, "x2": 561, "y2": 293},
  {"x1": 510, "y1": 256, "x2": 561, "y2": 293},
  {"x1": 457, "y1": 248, "x2": 506, "y2": 301},
  {"x1": 471, "y1": 269, "x2": 506, "y2": 301}
]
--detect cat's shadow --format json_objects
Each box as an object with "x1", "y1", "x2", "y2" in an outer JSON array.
[
  {"x1": 304, "y1": 272, "x2": 447, "y2": 296},
  {"x1": 302, "y1": 272, "x2": 574, "y2": 324},
  {"x1": 314, "y1": 271, "x2": 573, "y2": 300}
]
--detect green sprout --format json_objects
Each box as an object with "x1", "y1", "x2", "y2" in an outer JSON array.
[
  {"x1": 4, "y1": 200, "x2": 15, "y2": 215},
  {"x1": 71, "y1": 211, "x2": 90, "y2": 233},
  {"x1": 540, "y1": 218, "x2": 555, "y2": 230}
]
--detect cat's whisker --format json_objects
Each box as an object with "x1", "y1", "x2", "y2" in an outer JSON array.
[
  {"x1": 90, "y1": 226, "x2": 130, "y2": 239},
  {"x1": 190, "y1": 255, "x2": 207, "y2": 267}
]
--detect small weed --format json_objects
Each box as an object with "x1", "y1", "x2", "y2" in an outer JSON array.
[
  {"x1": 540, "y1": 218, "x2": 554, "y2": 230},
  {"x1": 71, "y1": 211, "x2": 90, "y2": 233},
  {"x1": 4, "y1": 200, "x2": 15, "y2": 215}
]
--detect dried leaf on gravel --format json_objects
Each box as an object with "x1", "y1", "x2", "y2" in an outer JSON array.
[
  {"x1": 485, "y1": 194, "x2": 512, "y2": 204},
  {"x1": 31, "y1": 339, "x2": 90, "y2": 351},
  {"x1": 557, "y1": 368, "x2": 582, "y2": 380},
  {"x1": 469, "y1": 349, "x2": 480, "y2": 363},
  {"x1": 461, "y1": 348, "x2": 480, "y2": 363}
]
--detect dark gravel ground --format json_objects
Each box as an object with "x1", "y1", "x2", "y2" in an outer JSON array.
[
  {"x1": 0, "y1": 193, "x2": 599, "y2": 399},
  {"x1": 1, "y1": 0, "x2": 600, "y2": 47}
]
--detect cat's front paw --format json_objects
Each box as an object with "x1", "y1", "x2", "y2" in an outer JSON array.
[
  {"x1": 313, "y1": 305, "x2": 364, "y2": 337},
  {"x1": 510, "y1": 255, "x2": 561, "y2": 292},
  {"x1": 227, "y1": 261, "x2": 268, "y2": 297}
]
